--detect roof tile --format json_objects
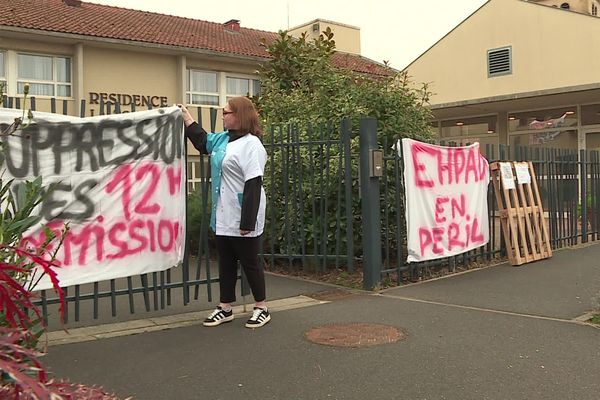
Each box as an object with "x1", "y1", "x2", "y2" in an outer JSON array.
[{"x1": 0, "y1": 0, "x2": 392, "y2": 75}]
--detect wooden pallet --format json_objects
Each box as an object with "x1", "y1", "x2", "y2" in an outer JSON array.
[{"x1": 490, "y1": 161, "x2": 552, "y2": 266}]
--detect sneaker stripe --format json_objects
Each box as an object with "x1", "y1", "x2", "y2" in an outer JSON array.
[
  {"x1": 203, "y1": 307, "x2": 234, "y2": 327},
  {"x1": 245, "y1": 308, "x2": 271, "y2": 328}
]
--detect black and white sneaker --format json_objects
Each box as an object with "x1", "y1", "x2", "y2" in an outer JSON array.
[
  {"x1": 245, "y1": 307, "x2": 271, "y2": 329},
  {"x1": 203, "y1": 306, "x2": 234, "y2": 327}
]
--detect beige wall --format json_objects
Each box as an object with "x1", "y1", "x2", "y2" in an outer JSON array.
[
  {"x1": 289, "y1": 19, "x2": 361, "y2": 55},
  {"x1": 186, "y1": 56, "x2": 257, "y2": 76},
  {"x1": 405, "y1": 0, "x2": 600, "y2": 105},
  {"x1": 83, "y1": 46, "x2": 179, "y2": 116},
  {"x1": 1, "y1": 32, "x2": 265, "y2": 157},
  {"x1": 1, "y1": 36, "x2": 182, "y2": 116}
]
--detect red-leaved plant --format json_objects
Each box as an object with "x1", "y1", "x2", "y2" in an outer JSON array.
[
  {"x1": 0, "y1": 247, "x2": 121, "y2": 399},
  {"x1": 0, "y1": 83, "x2": 122, "y2": 399},
  {"x1": 0, "y1": 247, "x2": 63, "y2": 335}
]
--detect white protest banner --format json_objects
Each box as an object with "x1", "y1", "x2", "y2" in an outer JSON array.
[
  {"x1": 401, "y1": 139, "x2": 489, "y2": 263},
  {"x1": 1, "y1": 106, "x2": 186, "y2": 290}
]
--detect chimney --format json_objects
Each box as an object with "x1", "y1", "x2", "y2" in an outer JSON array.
[
  {"x1": 64, "y1": 0, "x2": 82, "y2": 6},
  {"x1": 223, "y1": 19, "x2": 241, "y2": 32}
]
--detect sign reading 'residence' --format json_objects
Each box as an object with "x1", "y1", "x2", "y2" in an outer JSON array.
[
  {"x1": 401, "y1": 139, "x2": 490, "y2": 263},
  {"x1": 0, "y1": 106, "x2": 186, "y2": 290}
]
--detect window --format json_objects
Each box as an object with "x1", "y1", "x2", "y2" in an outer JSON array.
[
  {"x1": 581, "y1": 104, "x2": 600, "y2": 125},
  {"x1": 187, "y1": 70, "x2": 219, "y2": 106},
  {"x1": 187, "y1": 158, "x2": 202, "y2": 192},
  {"x1": 17, "y1": 53, "x2": 71, "y2": 97},
  {"x1": 593, "y1": 4, "x2": 598, "y2": 16},
  {"x1": 587, "y1": 132, "x2": 600, "y2": 151},
  {"x1": 226, "y1": 76, "x2": 260, "y2": 100},
  {"x1": 186, "y1": 70, "x2": 261, "y2": 106},
  {"x1": 439, "y1": 115, "x2": 498, "y2": 150},
  {"x1": 487, "y1": 46, "x2": 512, "y2": 77},
  {"x1": 510, "y1": 130, "x2": 577, "y2": 151},
  {"x1": 508, "y1": 107, "x2": 577, "y2": 132},
  {"x1": 441, "y1": 115, "x2": 497, "y2": 137}
]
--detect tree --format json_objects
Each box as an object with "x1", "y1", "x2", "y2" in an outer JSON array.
[
  {"x1": 253, "y1": 30, "x2": 433, "y2": 271},
  {"x1": 256, "y1": 28, "x2": 434, "y2": 143}
]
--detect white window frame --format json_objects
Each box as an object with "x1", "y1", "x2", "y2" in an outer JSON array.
[
  {"x1": 186, "y1": 156, "x2": 208, "y2": 192},
  {"x1": 0, "y1": 50, "x2": 6, "y2": 95},
  {"x1": 185, "y1": 69, "x2": 261, "y2": 107},
  {"x1": 225, "y1": 74, "x2": 261, "y2": 101},
  {"x1": 186, "y1": 69, "x2": 220, "y2": 106},
  {"x1": 15, "y1": 52, "x2": 72, "y2": 98}
]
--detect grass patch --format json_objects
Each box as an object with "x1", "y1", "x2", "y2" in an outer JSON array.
[
  {"x1": 266, "y1": 255, "x2": 506, "y2": 291},
  {"x1": 589, "y1": 314, "x2": 600, "y2": 325}
]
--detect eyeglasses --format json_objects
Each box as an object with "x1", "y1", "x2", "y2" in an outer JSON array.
[{"x1": 223, "y1": 110, "x2": 234, "y2": 115}]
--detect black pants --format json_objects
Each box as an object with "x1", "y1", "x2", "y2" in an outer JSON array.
[{"x1": 215, "y1": 235, "x2": 265, "y2": 303}]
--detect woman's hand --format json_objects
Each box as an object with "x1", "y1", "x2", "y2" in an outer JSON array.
[
  {"x1": 240, "y1": 230, "x2": 251, "y2": 236},
  {"x1": 177, "y1": 104, "x2": 195, "y2": 127}
]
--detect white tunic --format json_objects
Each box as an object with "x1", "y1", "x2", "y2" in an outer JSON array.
[{"x1": 215, "y1": 134, "x2": 267, "y2": 237}]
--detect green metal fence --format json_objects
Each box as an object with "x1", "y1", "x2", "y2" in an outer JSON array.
[
  {"x1": 5, "y1": 95, "x2": 600, "y2": 324},
  {"x1": 379, "y1": 141, "x2": 600, "y2": 285},
  {"x1": 260, "y1": 119, "x2": 356, "y2": 273}
]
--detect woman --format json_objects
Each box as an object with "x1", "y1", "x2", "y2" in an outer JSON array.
[{"x1": 181, "y1": 97, "x2": 269, "y2": 329}]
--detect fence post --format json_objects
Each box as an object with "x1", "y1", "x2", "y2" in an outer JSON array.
[
  {"x1": 341, "y1": 118, "x2": 354, "y2": 272},
  {"x1": 359, "y1": 117, "x2": 382, "y2": 290},
  {"x1": 580, "y1": 149, "x2": 588, "y2": 243}
]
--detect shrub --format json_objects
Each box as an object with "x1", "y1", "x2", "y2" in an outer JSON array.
[{"x1": 186, "y1": 188, "x2": 215, "y2": 256}]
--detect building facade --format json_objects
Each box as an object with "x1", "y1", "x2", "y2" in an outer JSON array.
[
  {"x1": 288, "y1": 19, "x2": 361, "y2": 55},
  {"x1": 530, "y1": 0, "x2": 600, "y2": 15},
  {"x1": 404, "y1": 0, "x2": 600, "y2": 155},
  {"x1": 0, "y1": 0, "x2": 389, "y2": 190}
]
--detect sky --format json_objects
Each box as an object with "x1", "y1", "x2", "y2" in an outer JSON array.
[{"x1": 87, "y1": 0, "x2": 489, "y2": 69}]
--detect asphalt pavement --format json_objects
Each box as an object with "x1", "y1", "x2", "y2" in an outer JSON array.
[{"x1": 42, "y1": 243, "x2": 600, "y2": 400}]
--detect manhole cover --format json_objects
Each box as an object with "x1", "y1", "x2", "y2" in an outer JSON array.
[{"x1": 305, "y1": 323, "x2": 405, "y2": 348}]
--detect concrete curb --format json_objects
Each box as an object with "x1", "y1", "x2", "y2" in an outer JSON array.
[{"x1": 46, "y1": 295, "x2": 328, "y2": 347}]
